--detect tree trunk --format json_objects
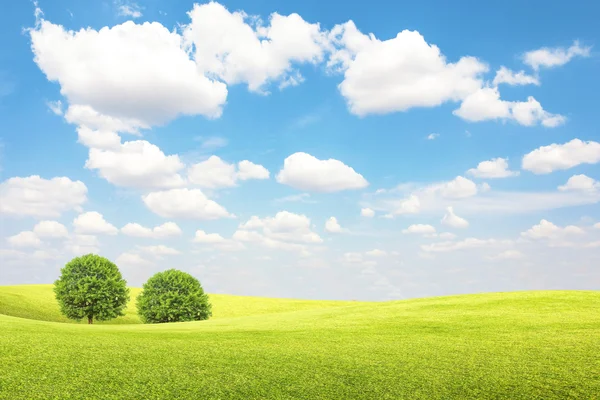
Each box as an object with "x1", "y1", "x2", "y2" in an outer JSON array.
[{"x1": 88, "y1": 316, "x2": 93, "y2": 324}]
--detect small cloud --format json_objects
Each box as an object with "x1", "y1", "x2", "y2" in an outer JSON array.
[
  {"x1": 47, "y1": 100, "x2": 63, "y2": 115},
  {"x1": 274, "y1": 193, "x2": 317, "y2": 204},
  {"x1": 116, "y1": 1, "x2": 142, "y2": 18},
  {"x1": 195, "y1": 136, "x2": 229, "y2": 151},
  {"x1": 427, "y1": 133, "x2": 439, "y2": 140}
]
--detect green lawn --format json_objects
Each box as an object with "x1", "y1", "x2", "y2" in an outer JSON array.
[{"x1": 1, "y1": 287, "x2": 599, "y2": 399}]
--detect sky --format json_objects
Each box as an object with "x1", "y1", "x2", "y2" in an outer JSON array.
[{"x1": 0, "y1": 0, "x2": 599, "y2": 300}]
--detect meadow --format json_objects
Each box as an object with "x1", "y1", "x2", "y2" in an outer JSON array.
[{"x1": 1, "y1": 285, "x2": 599, "y2": 399}]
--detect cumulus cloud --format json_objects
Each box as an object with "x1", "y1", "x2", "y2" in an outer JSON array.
[
  {"x1": 523, "y1": 41, "x2": 591, "y2": 71},
  {"x1": 193, "y1": 230, "x2": 226, "y2": 243},
  {"x1": 7, "y1": 231, "x2": 42, "y2": 248},
  {"x1": 421, "y1": 237, "x2": 511, "y2": 253},
  {"x1": 325, "y1": 216, "x2": 345, "y2": 233},
  {"x1": 328, "y1": 21, "x2": 487, "y2": 116},
  {"x1": 121, "y1": 222, "x2": 182, "y2": 238},
  {"x1": 85, "y1": 140, "x2": 186, "y2": 189},
  {"x1": 558, "y1": 174, "x2": 600, "y2": 192},
  {"x1": 441, "y1": 206, "x2": 469, "y2": 228},
  {"x1": 453, "y1": 87, "x2": 565, "y2": 127},
  {"x1": 0, "y1": 175, "x2": 87, "y2": 218},
  {"x1": 427, "y1": 176, "x2": 478, "y2": 199},
  {"x1": 467, "y1": 158, "x2": 519, "y2": 179},
  {"x1": 238, "y1": 211, "x2": 322, "y2": 244},
  {"x1": 360, "y1": 207, "x2": 375, "y2": 217},
  {"x1": 402, "y1": 224, "x2": 436, "y2": 234},
  {"x1": 276, "y1": 152, "x2": 368, "y2": 192},
  {"x1": 142, "y1": 188, "x2": 234, "y2": 219},
  {"x1": 492, "y1": 67, "x2": 539, "y2": 86},
  {"x1": 137, "y1": 244, "x2": 180, "y2": 257},
  {"x1": 29, "y1": 15, "x2": 228, "y2": 128},
  {"x1": 116, "y1": 252, "x2": 154, "y2": 267},
  {"x1": 182, "y1": 2, "x2": 329, "y2": 93},
  {"x1": 521, "y1": 219, "x2": 585, "y2": 240},
  {"x1": 522, "y1": 139, "x2": 600, "y2": 174},
  {"x1": 33, "y1": 220, "x2": 69, "y2": 238},
  {"x1": 73, "y1": 211, "x2": 118, "y2": 235},
  {"x1": 187, "y1": 156, "x2": 269, "y2": 189}
]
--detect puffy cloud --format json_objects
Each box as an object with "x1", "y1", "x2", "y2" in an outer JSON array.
[
  {"x1": 365, "y1": 249, "x2": 387, "y2": 257},
  {"x1": 33, "y1": 220, "x2": 69, "y2": 238},
  {"x1": 29, "y1": 16, "x2": 227, "y2": 127},
  {"x1": 390, "y1": 195, "x2": 420, "y2": 215},
  {"x1": 492, "y1": 67, "x2": 539, "y2": 86},
  {"x1": 558, "y1": 174, "x2": 600, "y2": 192},
  {"x1": 182, "y1": 2, "x2": 329, "y2": 92},
  {"x1": 325, "y1": 216, "x2": 345, "y2": 233},
  {"x1": 120, "y1": 222, "x2": 182, "y2": 238},
  {"x1": 276, "y1": 152, "x2": 368, "y2": 192},
  {"x1": 232, "y1": 229, "x2": 309, "y2": 255},
  {"x1": 0, "y1": 175, "x2": 87, "y2": 218},
  {"x1": 522, "y1": 139, "x2": 600, "y2": 174},
  {"x1": 85, "y1": 140, "x2": 186, "y2": 189},
  {"x1": 193, "y1": 230, "x2": 226, "y2": 243},
  {"x1": 421, "y1": 237, "x2": 510, "y2": 253},
  {"x1": 137, "y1": 245, "x2": 180, "y2": 257},
  {"x1": 453, "y1": 87, "x2": 565, "y2": 127},
  {"x1": 65, "y1": 104, "x2": 146, "y2": 135},
  {"x1": 521, "y1": 219, "x2": 585, "y2": 240},
  {"x1": 523, "y1": 41, "x2": 591, "y2": 71},
  {"x1": 427, "y1": 133, "x2": 439, "y2": 140},
  {"x1": 76, "y1": 126, "x2": 122, "y2": 151},
  {"x1": 328, "y1": 21, "x2": 487, "y2": 116},
  {"x1": 238, "y1": 211, "x2": 322, "y2": 244},
  {"x1": 7, "y1": 231, "x2": 42, "y2": 248},
  {"x1": 73, "y1": 211, "x2": 118, "y2": 235},
  {"x1": 402, "y1": 224, "x2": 436, "y2": 234},
  {"x1": 467, "y1": 158, "x2": 519, "y2": 179},
  {"x1": 441, "y1": 206, "x2": 469, "y2": 228},
  {"x1": 427, "y1": 176, "x2": 477, "y2": 199},
  {"x1": 142, "y1": 188, "x2": 234, "y2": 219},
  {"x1": 187, "y1": 156, "x2": 269, "y2": 189},
  {"x1": 115, "y1": 252, "x2": 154, "y2": 267},
  {"x1": 360, "y1": 207, "x2": 375, "y2": 217},
  {"x1": 117, "y1": 3, "x2": 142, "y2": 19}
]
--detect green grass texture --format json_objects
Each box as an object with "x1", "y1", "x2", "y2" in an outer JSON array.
[{"x1": 1, "y1": 285, "x2": 599, "y2": 399}]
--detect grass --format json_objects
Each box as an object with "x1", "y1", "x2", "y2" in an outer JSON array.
[{"x1": 1, "y1": 287, "x2": 599, "y2": 399}]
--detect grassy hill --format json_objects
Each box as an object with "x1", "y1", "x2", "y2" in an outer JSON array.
[{"x1": 1, "y1": 287, "x2": 599, "y2": 399}]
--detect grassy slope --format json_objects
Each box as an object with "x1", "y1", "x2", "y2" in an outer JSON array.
[
  {"x1": 1, "y1": 289, "x2": 599, "y2": 399},
  {"x1": 0, "y1": 284, "x2": 366, "y2": 324}
]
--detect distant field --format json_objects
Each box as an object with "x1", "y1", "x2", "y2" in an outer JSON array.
[{"x1": 1, "y1": 287, "x2": 599, "y2": 399}]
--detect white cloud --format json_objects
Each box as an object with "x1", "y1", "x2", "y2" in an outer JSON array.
[
  {"x1": 328, "y1": 21, "x2": 487, "y2": 116},
  {"x1": 29, "y1": 15, "x2": 228, "y2": 128},
  {"x1": 428, "y1": 176, "x2": 478, "y2": 199},
  {"x1": 65, "y1": 104, "x2": 147, "y2": 135},
  {"x1": 116, "y1": 252, "x2": 153, "y2": 267},
  {"x1": 427, "y1": 133, "x2": 439, "y2": 140},
  {"x1": 7, "y1": 231, "x2": 42, "y2": 248},
  {"x1": 193, "y1": 230, "x2": 226, "y2": 243},
  {"x1": 467, "y1": 158, "x2": 519, "y2": 179},
  {"x1": 238, "y1": 211, "x2": 322, "y2": 244},
  {"x1": 276, "y1": 152, "x2": 368, "y2": 192},
  {"x1": 142, "y1": 188, "x2": 234, "y2": 219},
  {"x1": 121, "y1": 222, "x2": 182, "y2": 238},
  {"x1": 522, "y1": 139, "x2": 600, "y2": 174},
  {"x1": 137, "y1": 244, "x2": 180, "y2": 257},
  {"x1": 523, "y1": 41, "x2": 591, "y2": 71},
  {"x1": 232, "y1": 229, "x2": 310, "y2": 255},
  {"x1": 421, "y1": 237, "x2": 511, "y2": 253},
  {"x1": 325, "y1": 216, "x2": 345, "y2": 233},
  {"x1": 0, "y1": 175, "x2": 87, "y2": 218},
  {"x1": 487, "y1": 249, "x2": 524, "y2": 261},
  {"x1": 521, "y1": 219, "x2": 585, "y2": 240},
  {"x1": 73, "y1": 211, "x2": 118, "y2": 235},
  {"x1": 453, "y1": 87, "x2": 565, "y2": 127},
  {"x1": 492, "y1": 67, "x2": 539, "y2": 86},
  {"x1": 389, "y1": 195, "x2": 421, "y2": 216},
  {"x1": 76, "y1": 126, "x2": 122, "y2": 151},
  {"x1": 274, "y1": 193, "x2": 316, "y2": 204},
  {"x1": 85, "y1": 140, "x2": 186, "y2": 189},
  {"x1": 441, "y1": 206, "x2": 469, "y2": 228},
  {"x1": 360, "y1": 207, "x2": 375, "y2": 217},
  {"x1": 117, "y1": 3, "x2": 142, "y2": 19},
  {"x1": 33, "y1": 220, "x2": 68, "y2": 238},
  {"x1": 187, "y1": 156, "x2": 269, "y2": 189},
  {"x1": 365, "y1": 249, "x2": 387, "y2": 257},
  {"x1": 558, "y1": 174, "x2": 600, "y2": 192},
  {"x1": 47, "y1": 100, "x2": 63, "y2": 115},
  {"x1": 402, "y1": 224, "x2": 436, "y2": 234},
  {"x1": 182, "y1": 2, "x2": 329, "y2": 93},
  {"x1": 438, "y1": 232, "x2": 457, "y2": 240},
  {"x1": 65, "y1": 234, "x2": 100, "y2": 255}
]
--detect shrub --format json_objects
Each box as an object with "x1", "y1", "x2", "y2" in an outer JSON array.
[
  {"x1": 54, "y1": 254, "x2": 129, "y2": 324},
  {"x1": 137, "y1": 269, "x2": 212, "y2": 324}
]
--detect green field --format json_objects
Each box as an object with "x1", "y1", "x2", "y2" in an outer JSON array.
[{"x1": 1, "y1": 286, "x2": 599, "y2": 399}]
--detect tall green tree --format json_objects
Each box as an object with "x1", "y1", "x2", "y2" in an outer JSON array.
[
  {"x1": 137, "y1": 269, "x2": 212, "y2": 324},
  {"x1": 54, "y1": 254, "x2": 129, "y2": 324}
]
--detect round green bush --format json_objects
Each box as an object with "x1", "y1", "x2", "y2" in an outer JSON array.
[
  {"x1": 136, "y1": 269, "x2": 212, "y2": 324},
  {"x1": 54, "y1": 254, "x2": 129, "y2": 324}
]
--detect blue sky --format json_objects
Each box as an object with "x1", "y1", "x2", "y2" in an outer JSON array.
[{"x1": 0, "y1": 0, "x2": 599, "y2": 300}]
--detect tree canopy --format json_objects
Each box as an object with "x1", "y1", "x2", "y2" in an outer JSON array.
[
  {"x1": 136, "y1": 269, "x2": 212, "y2": 324},
  {"x1": 54, "y1": 254, "x2": 129, "y2": 324}
]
